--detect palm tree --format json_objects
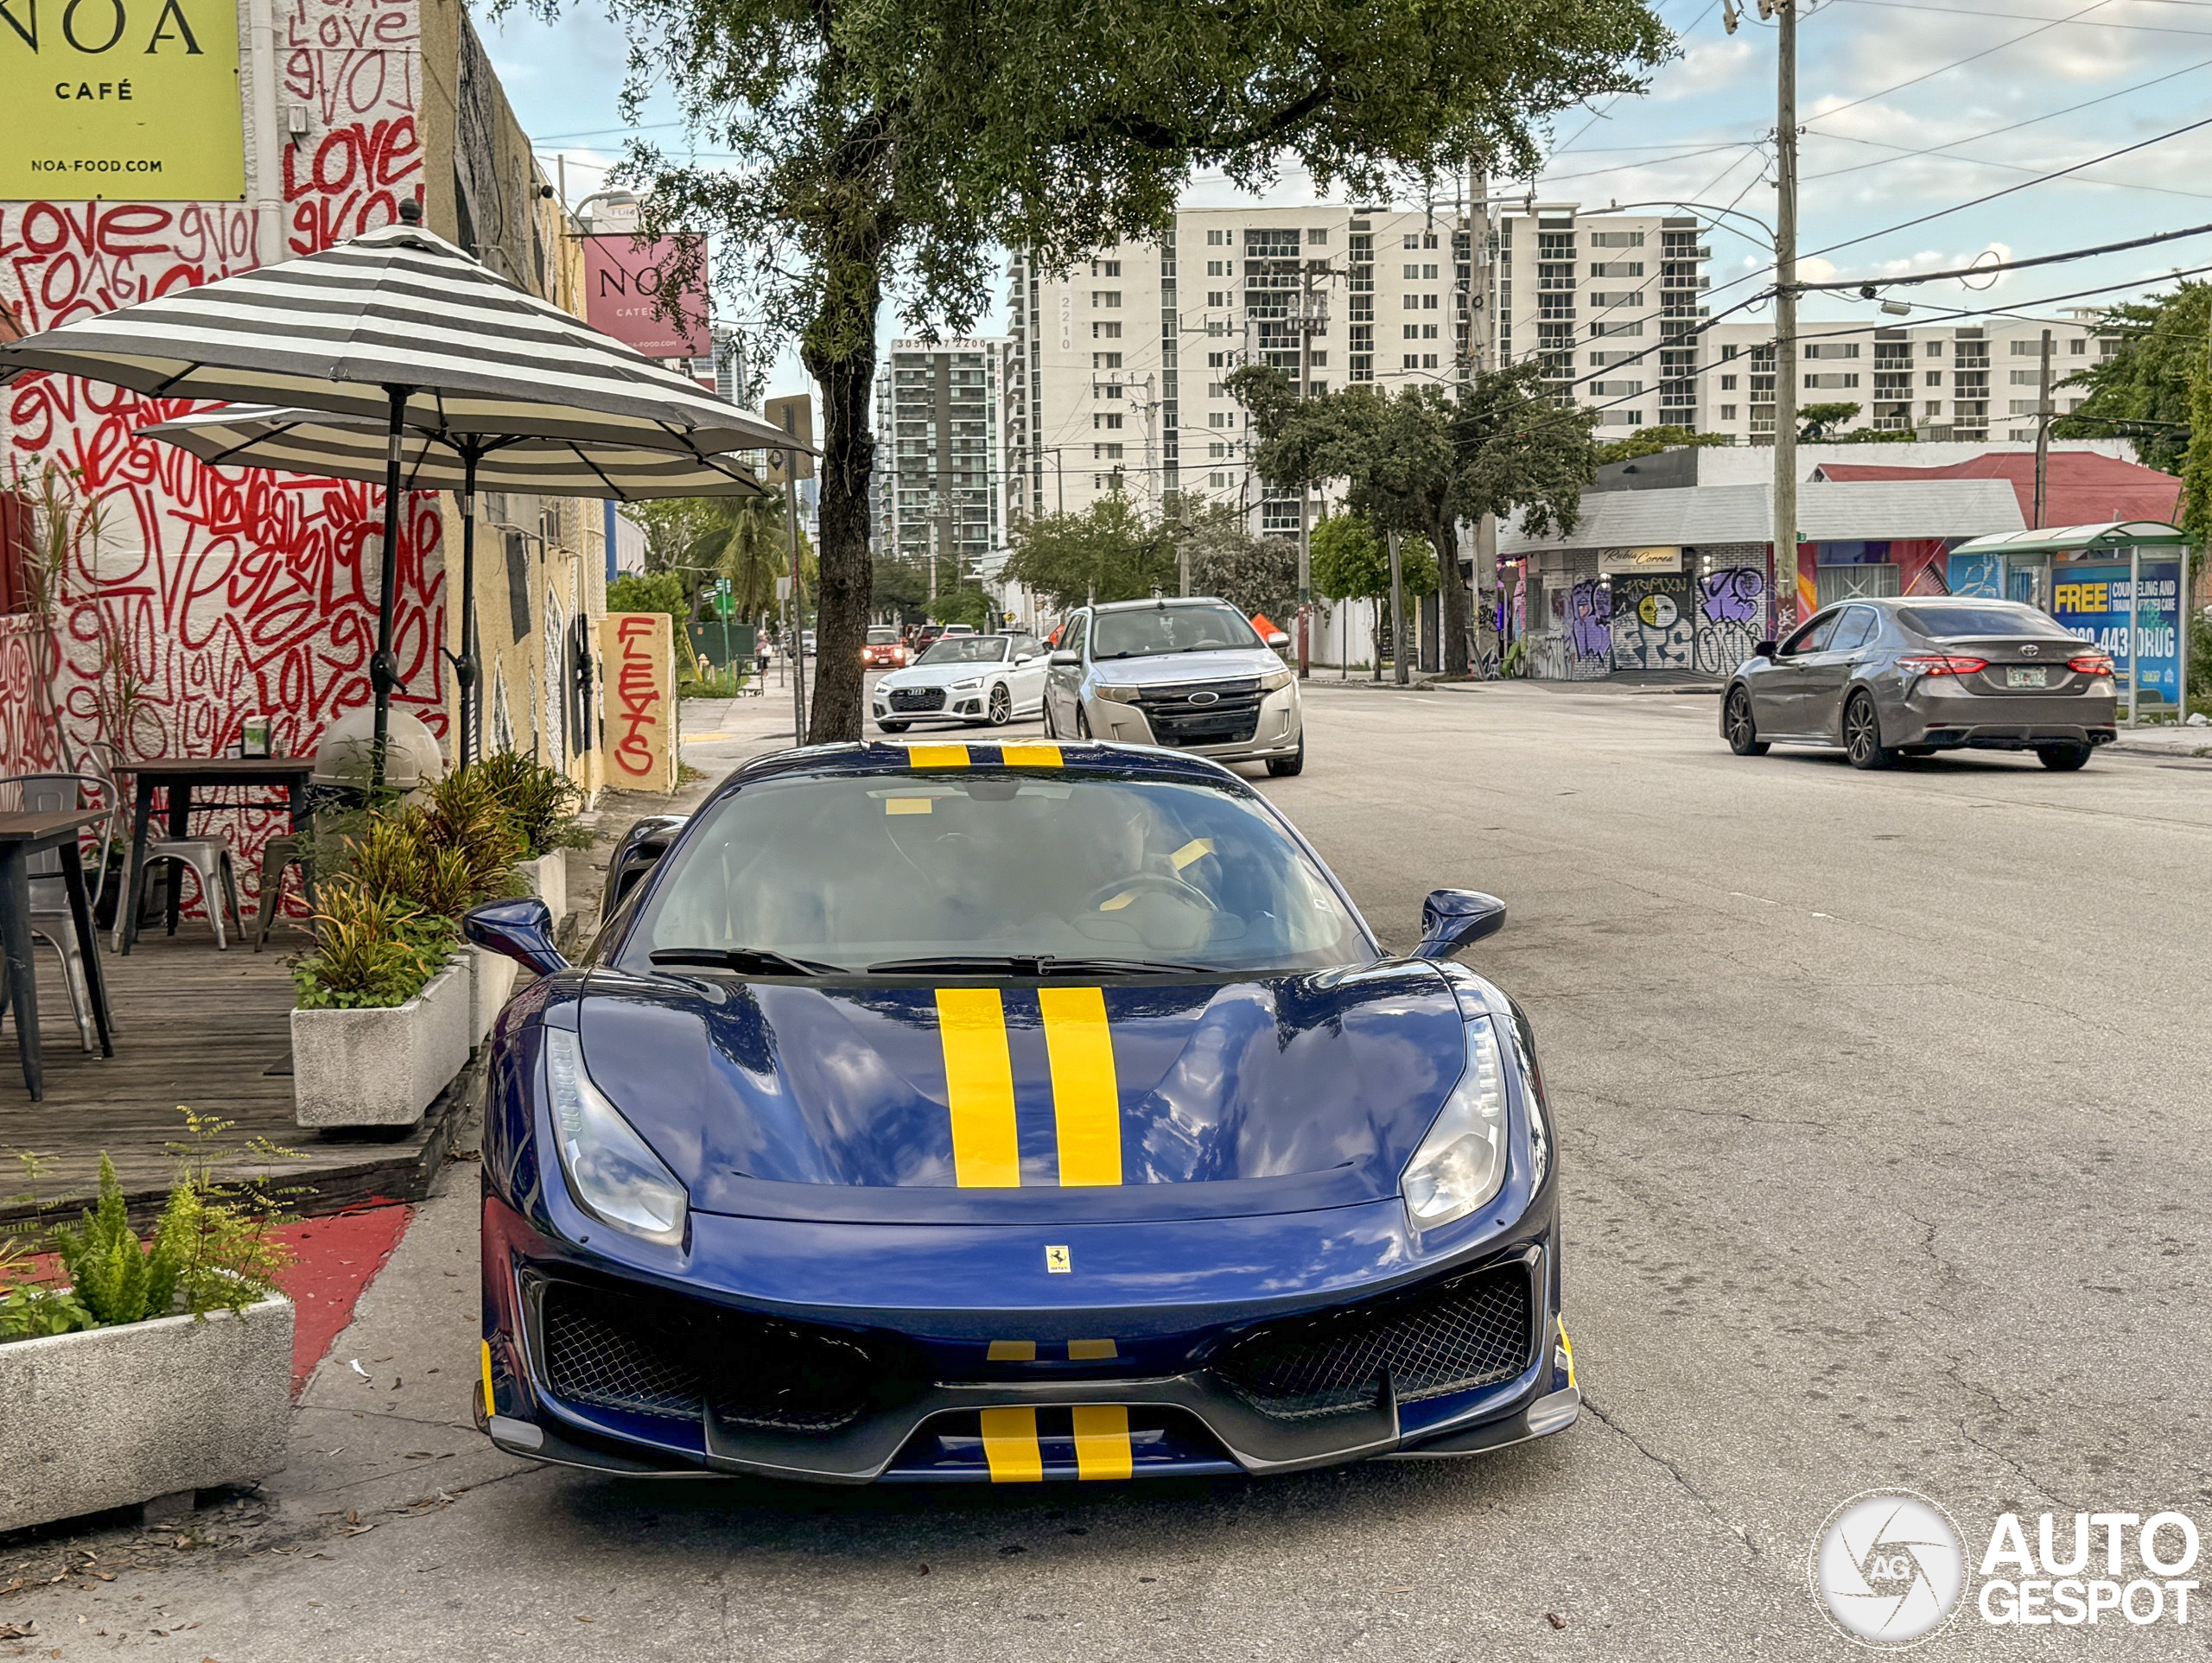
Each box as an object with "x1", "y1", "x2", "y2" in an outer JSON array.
[{"x1": 687, "y1": 494, "x2": 791, "y2": 623}]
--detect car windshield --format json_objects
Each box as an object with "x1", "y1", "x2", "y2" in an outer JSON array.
[
  {"x1": 1092, "y1": 604, "x2": 1262, "y2": 660},
  {"x1": 917, "y1": 638, "x2": 1008, "y2": 665},
  {"x1": 1897, "y1": 604, "x2": 2069, "y2": 638},
  {"x1": 867, "y1": 628, "x2": 899, "y2": 644},
  {"x1": 622, "y1": 772, "x2": 1369, "y2": 974}
]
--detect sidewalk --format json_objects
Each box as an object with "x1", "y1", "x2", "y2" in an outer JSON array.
[{"x1": 2107, "y1": 720, "x2": 2212, "y2": 759}]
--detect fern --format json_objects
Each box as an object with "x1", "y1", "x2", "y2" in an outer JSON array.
[{"x1": 53, "y1": 1156, "x2": 152, "y2": 1324}]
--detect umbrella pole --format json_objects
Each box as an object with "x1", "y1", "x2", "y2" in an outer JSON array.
[
  {"x1": 369, "y1": 384, "x2": 407, "y2": 793},
  {"x1": 457, "y1": 445, "x2": 482, "y2": 771}
]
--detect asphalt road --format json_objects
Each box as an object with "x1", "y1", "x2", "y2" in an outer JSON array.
[{"x1": 9, "y1": 679, "x2": 2211, "y2": 1662}]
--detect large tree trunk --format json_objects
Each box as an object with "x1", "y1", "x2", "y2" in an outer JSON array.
[
  {"x1": 1437, "y1": 513, "x2": 1471, "y2": 676},
  {"x1": 801, "y1": 214, "x2": 887, "y2": 745}
]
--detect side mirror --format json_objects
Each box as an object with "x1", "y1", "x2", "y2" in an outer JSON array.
[
  {"x1": 465, "y1": 897, "x2": 569, "y2": 974},
  {"x1": 1265, "y1": 631, "x2": 1290, "y2": 650},
  {"x1": 1413, "y1": 889, "x2": 1507, "y2": 960},
  {"x1": 1753, "y1": 639, "x2": 1778, "y2": 659},
  {"x1": 1049, "y1": 650, "x2": 1081, "y2": 668},
  {"x1": 601, "y1": 812, "x2": 688, "y2": 924},
  {"x1": 1016, "y1": 652, "x2": 1038, "y2": 664}
]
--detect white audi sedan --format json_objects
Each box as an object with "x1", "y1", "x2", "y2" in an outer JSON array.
[
  {"x1": 1042, "y1": 597, "x2": 1304, "y2": 776},
  {"x1": 873, "y1": 631, "x2": 1049, "y2": 731}
]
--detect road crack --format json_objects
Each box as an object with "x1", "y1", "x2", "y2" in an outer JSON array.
[{"x1": 1580, "y1": 1395, "x2": 1760, "y2": 1562}]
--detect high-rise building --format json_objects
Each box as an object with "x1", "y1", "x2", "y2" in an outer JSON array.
[
  {"x1": 870, "y1": 337, "x2": 1015, "y2": 589},
  {"x1": 1696, "y1": 311, "x2": 2122, "y2": 446},
  {"x1": 1006, "y1": 200, "x2": 1711, "y2": 533}
]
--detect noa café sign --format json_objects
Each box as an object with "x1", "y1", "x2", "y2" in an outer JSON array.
[{"x1": 0, "y1": 0, "x2": 244, "y2": 200}]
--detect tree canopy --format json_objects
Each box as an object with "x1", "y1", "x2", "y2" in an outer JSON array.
[
  {"x1": 1594, "y1": 424, "x2": 1731, "y2": 466},
  {"x1": 2050, "y1": 282, "x2": 2203, "y2": 475},
  {"x1": 1231, "y1": 360, "x2": 1597, "y2": 673},
  {"x1": 1003, "y1": 494, "x2": 1176, "y2": 610},
  {"x1": 1796, "y1": 402, "x2": 1861, "y2": 441},
  {"x1": 527, "y1": 0, "x2": 1670, "y2": 739},
  {"x1": 1183, "y1": 505, "x2": 1299, "y2": 619}
]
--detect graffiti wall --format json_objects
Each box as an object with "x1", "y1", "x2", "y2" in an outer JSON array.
[
  {"x1": 1610, "y1": 571, "x2": 1694, "y2": 672},
  {"x1": 0, "y1": 0, "x2": 439, "y2": 905},
  {"x1": 1694, "y1": 557, "x2": 1769, "y2": 675}
]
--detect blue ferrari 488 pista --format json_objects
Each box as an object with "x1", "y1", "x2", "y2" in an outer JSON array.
[{"x1": 465, "y1": 739, "x2": 1574, "y2": 1484}]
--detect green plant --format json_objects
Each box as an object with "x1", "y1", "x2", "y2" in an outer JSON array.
[
  {"x1": 416, "y1": 771, "x2": 527, "y2": 902},
  {"x1": 470, "y1": 751, "x2": 587, "y2": 859},
  {"x1": 294, "y1": 879, "x2": 450, "y2": 1010},
  {"x1": 0, "y1": 1113, "x2": 306, "y2": 1343}
]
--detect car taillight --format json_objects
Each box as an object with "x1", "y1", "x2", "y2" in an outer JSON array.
[
  {"x1": 2068, "y1": 654, "x2": 2113, "y2": 676},
  {"x1": 1897, "y1": 654, "x2": 1988, "y2": 677}
]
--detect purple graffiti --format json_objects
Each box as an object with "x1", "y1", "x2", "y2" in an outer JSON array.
[
  {"x1": 1700, "y1": 567, "x2": 1764, "y2": 624},
  {"x1": 1569, "y1": 580, "x2": 1611, "y2": 659}
]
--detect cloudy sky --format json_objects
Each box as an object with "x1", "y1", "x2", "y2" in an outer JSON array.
[{"x1": 484, "y1": 0, "x2": 2212, "y2": 397}]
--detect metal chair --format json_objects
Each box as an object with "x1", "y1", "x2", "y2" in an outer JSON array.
[
  {"x1": 250, "y1": 834, "x2": 308, "y2": 951},
  {"x1": 0, "y1": 771, "x2": 117, "y2": 1052},
  {"x1": 99, "y1": 750, "x2": 247, "y2": 951}
]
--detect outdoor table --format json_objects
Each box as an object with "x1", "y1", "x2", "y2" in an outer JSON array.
[
  {"x1": 114, "y1": 758, "x2": 317, "y2": 955},
  {"x1": 0, "y1": 808, "x2": 115, "y2": 1100}
]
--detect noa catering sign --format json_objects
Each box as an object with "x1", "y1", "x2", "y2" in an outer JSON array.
[{"x1": 0, "y1": 0, "x2": 244, "y2": 200}]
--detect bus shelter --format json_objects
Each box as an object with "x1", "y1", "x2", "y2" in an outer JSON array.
[{"x1": 1945, "y1": 521, "x2": 2190, "y2": 727}]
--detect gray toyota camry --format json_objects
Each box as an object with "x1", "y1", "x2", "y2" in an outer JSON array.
[{"x1": 1721, "y1": 597, "x2": 2118, "y2": 771}]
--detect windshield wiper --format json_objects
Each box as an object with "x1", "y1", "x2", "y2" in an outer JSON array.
[
  {"x1": 863, "y1": 954, "x2": 1215, "y2": 977},
  {"x1": 648, "y1": 948, "x2": 842, "y2": 977}
]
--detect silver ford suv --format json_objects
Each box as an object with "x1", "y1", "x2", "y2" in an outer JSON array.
[{"x1": 1041, "y1": 597, "x2": 1304, "y2": 776}]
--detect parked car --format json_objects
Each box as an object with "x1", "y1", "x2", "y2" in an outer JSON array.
[
  {"x1": 463, "y1": 741, "x2": 1569, "y2": 1484},
  {"x1": 873, "y1": 632, "x2": 1047, "y2": 730},
  {"x1": 1043, "y1": 597, "x2": 1303, "y2": 776},
  {"x1": 800, "y1": 629, "x2": 817, "y2": 657},
  {"x1": 940, "y1": 624, "x2": 977, "y2": 638},
  {"x1": 1721, "y1": 597, "x2": 2117, "y2": 771},
  {"x1": 862, "y1": 626, "x2": 907, "y2": 670}
]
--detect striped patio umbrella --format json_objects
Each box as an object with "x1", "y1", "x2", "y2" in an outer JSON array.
[
  {"x1": 138, "y1": 405, "x2": 768, "y2": 765},
  {"x1": 0, "y1": 200, "x2": 802, "y2": 784}
]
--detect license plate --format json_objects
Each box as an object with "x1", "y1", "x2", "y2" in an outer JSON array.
[{"x1": 2005, "y1": 666, "x2": 2049, "y2": 689}]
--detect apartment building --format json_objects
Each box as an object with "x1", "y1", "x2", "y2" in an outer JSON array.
[
  {"x1": 1006, "y1": 200, "x2": 1709, "y2": 533},
  {"x1": 870, "y1": 337, "x2": 1016, "y2": 582},
  {"x1": 1699, "y1": 311, "x2": 2121, "y2": 445}
]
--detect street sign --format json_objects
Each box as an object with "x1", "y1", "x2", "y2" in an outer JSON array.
[
  {"x1": 776, "y1": 576, "x2": 793, "y2": 600},
  {"x1": 713, "y1": 590, "x2": 735, "y2": 619},
  {"x1": 763, "y1": 394, "x2": 816, "y2": 484}
]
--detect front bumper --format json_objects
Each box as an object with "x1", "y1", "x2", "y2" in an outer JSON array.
[
  {"x1": 1085, "y1": 685, "x2": 1303, "y2": 763},
  {"x1": 477, "y1": 1190, "x2": 1570, "y2": 1484}
]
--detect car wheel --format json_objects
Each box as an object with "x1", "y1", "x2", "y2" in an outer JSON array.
[
  {"x1": 1843, "y1": 692, "x2": 1896, "y2": 770},
  {"x1": 1075, "y1": 707, "x2": 1093, "y2": 739},
  {"x1": 877, "y1": 720, "x2": 909, "y2": 733},
  {"x1": 1042, "y1": 698, "x2": 1058, "y2": 739},
  {"x1": 1266, "y1": 736, "x2": 1306, "y2": 777},
  {"x1": 2037, "y1": 742, "x2": 2093, "y2": 771},
  {"x1": 1723, "y1": 687, "x2": 1769, "y2": 756},
  {"x1": 986, "y1": 683, "x2": 1013, "y2": 726}
]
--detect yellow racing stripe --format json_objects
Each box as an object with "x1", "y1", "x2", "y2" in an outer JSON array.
[
  {"x1": 980, "y1": 1406, "x2": 1044, "y2": 1482},
  {"x1": 1071, "y1": 1406, "x2": 1134, "y2": 1480},
  {"x1": 935, "y1": 988, "x2": 1022, "y2": 1187},
  {"x1": 1001, "y1": 743, "x2": 1063, "y2": 767},
  {"x1": 909, "y1": 742, "x2": 970, "y2": 768},
  {"x1": 1039, "y1": 986, "x2": 1122, "y2": 1186}
]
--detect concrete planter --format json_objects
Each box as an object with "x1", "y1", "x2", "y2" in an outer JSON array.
[
  {"x1": 467, "y1": 943, "x2": 519, "y2": 1046},
  {"x1": 514, "y1": 851, "x2": 568, "y2": 928},
  {"x1": 0, "y1": 1295, "x2": 293, "y2": 1533},
  {"x1": 291, "y1": 956, "x2": 471, "y2": 1128}
]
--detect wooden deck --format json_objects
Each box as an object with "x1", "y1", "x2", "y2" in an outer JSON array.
[{"x1": 0, "y1": 924, "x2": 465, "y2": 1228}]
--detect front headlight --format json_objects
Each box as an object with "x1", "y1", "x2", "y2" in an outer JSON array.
[
  {"x1": 1401, "y1": 1019, "x2": 1510, "y2": 1234},
  {"x1": 543, "y1": 1028, "x2": 688, "y2": 1245},
  {"x1": 1259, "y1": 668, "x2": 1294, "y2": 692},
  {"x1": 1094, "y1": 683, "x2": 1142, "y2": 703},
  {"x1": 950, "y1": 676, "x2": 985, "y2": 691}
]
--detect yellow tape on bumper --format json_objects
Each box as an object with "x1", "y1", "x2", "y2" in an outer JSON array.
[
  {"x1": 480, "y1": 1340, "x2": 495, "y2": 1418},
  {"x1": 1039, "y1": 986, "x2": 1122, "y2": 1186},
  {"x1": 1001, "y1": 743, "x2": 1063, "y2": 767},
  {"x1": 980, "y1": 1406, "x2": 1044, "y2": 1482},
  {"x1": 1072, "y1": 1405, "x2": 1134, "y2": 1480},
  {"x1": 987, "y1": 1340, "x2": 1037, "y2": 1362},
  {"x1": 909, "y1": 743, "x2": 970, "y2": 768},
  {"x1": 935, "y1": 987, "x2": 1021, "y2": 1187},
  {"x1": 1068, "y1": 1338, "x2": 1118, "y2": 1361},
  {"x1": 1558, "y1": 1317, "x2": 1577, "y2": 1389}
]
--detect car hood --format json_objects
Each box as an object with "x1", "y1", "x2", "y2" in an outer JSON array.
[
  {"x1": 1086, "y1": 648, "x2": 1283, "y2": 688},
  {"x1": 573, "y1": 962, "x2": 1465, "y2": 1222},
  {"x1": 878, "y1": 660, "x2": 1011, "y2": 689}
]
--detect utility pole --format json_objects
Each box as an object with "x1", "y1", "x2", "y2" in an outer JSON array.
[
  {"x1": 1295, "y1": 262, "x2": 1319, "y2": 679},
  {"x1": 1389, "y1": 528, "x2": 1408, "y2": 685},
  {"x1": 2032, "y1": 327, "x2": 2054, "y2": 528},
  {"x1": 1770, "y1": 0, "x2": 1802, "y2": 641},
  {"x1": 1468, "y1": 149, "x2": 1500, "y2": 677}
]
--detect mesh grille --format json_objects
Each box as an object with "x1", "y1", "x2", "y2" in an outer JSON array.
[
  {"x1": 542, "y1": 1283, "x2": 703, "y2": 1420},
  {"x1": 537, "y1": 1279, "x2": 898, "y2": 1433},
  {"x1": 1211, "y1": 1265, "x2": 1534, "y2": 1421},
  {"x1": 889, "y1": 687, "x2": 946, "y2": 712},
  {"x1": 1135, "y1": 680, "x2": 1263, "y2": 746}
]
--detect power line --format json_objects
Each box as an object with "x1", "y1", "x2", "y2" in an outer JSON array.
[
  {"x1": 1808, "y1": 0, "x2": 2113, "y2": 124},
  {"x1": 1803, "y1": 133, "x2": 2212, "y2": 203},
  {"x1": 1833, "y1": 0, "x2": 2212, "y2": 36},
  {"x1": 1800, "y1": 216, "x2": 2212, "y2": 290}
]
